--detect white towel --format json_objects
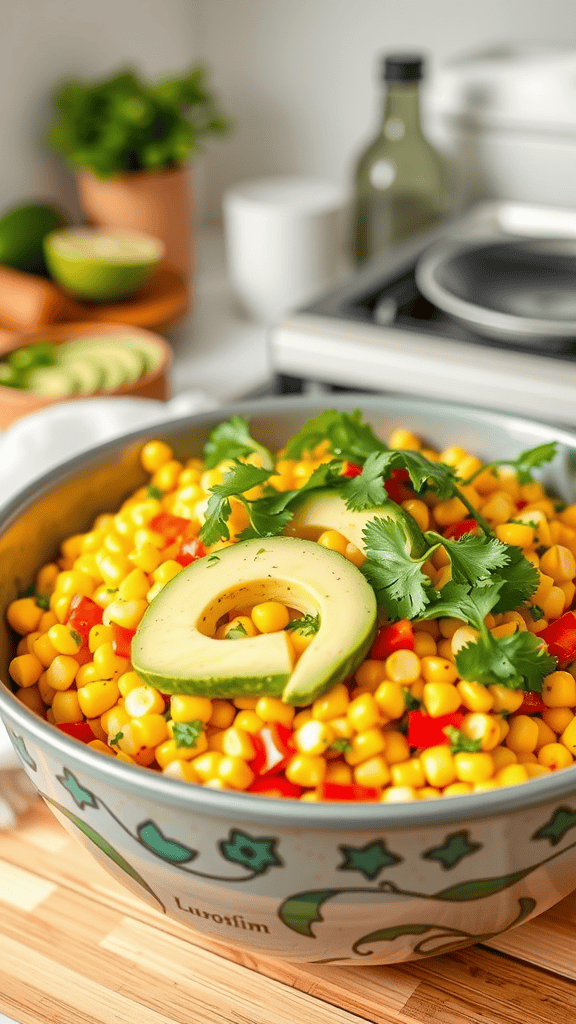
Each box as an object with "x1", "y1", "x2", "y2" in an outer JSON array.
[{"x1": 0, "y1": 391, "x2": 219, "y2": 824}]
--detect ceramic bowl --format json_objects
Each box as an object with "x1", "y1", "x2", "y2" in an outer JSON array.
[{"x1": 2, "y1": 394, "x2": 576, "y2": 966}]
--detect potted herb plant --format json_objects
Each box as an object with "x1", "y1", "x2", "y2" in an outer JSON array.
[{"x1": 49, "y1": 66, "x2": 231, "y2": 282}]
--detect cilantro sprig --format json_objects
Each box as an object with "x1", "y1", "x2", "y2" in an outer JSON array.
[
  {"x1": 203, "y1": 415, "x2": 273, "y2": 469},
  {"x1": 462, "y1": 442, "x2": 557, "y2": 486},
  {"x1": 285, "y1": 613, "x2": 320, "y2": 636},
  {"x1": 172, "y1": 720, "x2": 204, "y2": 749},
  {"x1": 225, "y1": 622, "x2": 248, "y2": 639},
  {"x1": 283, "y1": 409, "x2": 384, "y2": 462},
  {"x1": 443, "y1": 726, "x2": 482, "y2": 754}
]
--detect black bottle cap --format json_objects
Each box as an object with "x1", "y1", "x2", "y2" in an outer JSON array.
[{"x1": 382, "y1": 55, "x2": 424, "y2": 82}]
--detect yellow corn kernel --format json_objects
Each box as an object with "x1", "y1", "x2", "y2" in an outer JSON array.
[
  {"x1": 87, "y1": 624, "x2": 113, "y2": 653},
  {"x1": 344, "y1": 727, "x2": 386, "y2": 766},
  {"x1": 457, "y1": 681, "x2": 493, "y2": 714},
  {"x1": 374, "y1": 681, "x2": 406, "y2": 721},
  {"x1": 88, "y1": 739, "x2": 114, "y2": 757},
  {"x1": 560, "y1": 716, "x2": 576, "y2": 756},
  {"x1": 317, "y1": 529, "x2": 348, "y2": 556},
  {"x1": 384, "y1": 649, "x2": 421, "y2": 686},
  {"x1": 191, "y1": 751, "x2": 224, "y2": 780},
  {"x1": 490, "y1": 622, "x2": 519, "y2": 640},
  {"x1": 10, "y1": 650, "x2": 44, "y2": 689},
  {"x1": 151, "y1": 460, "x2": 183, "y2": 492},
  {"x1": 534, "y1": 718, "x2": 557, "y2": 749},
  {"x1": 312, "y1": 683, "x2": 349, "y2": 721},
  {"x1": 539, "y1": 544, "x2": 576, "y2": 584},
  {"x1": 391, "y1": 758, "x2": 425, "y2": 789},
  {"x1": 47, "y1": 623, "x2": 81, "y2": 656},
  {"x1": 422, "y1": 682, "x2": 460, "y2": 718},
  {"x1": 542, "y1": 707, "x2": 574, "y2": 733},
  {"x1": 460, "y1": 712, "x2": 500, "y2": 752},
  {"x1": 420, "y1": 746, "x2": 456, "y2": 788},
  {"x1": 131, "y1": 713, "x2": 169, "y2": 748},
  {"x1": 353, "y1": 659, "x2": 388, "y2": 691},
  {"x1": 381, "y1": 786, "x2": 417, "y2": 802},
  {"x1": 129, "y1": 543, "x2": 163, "y2": 573},
  {"x1": 420, "y1": 656, "x2": 458, "y2": 685},
  {"x1": 524, "y1": 764, "x2": 552, "y2": 779},
  {"x1": 36, "y1": 563, "x2": 60, "y2": 594},
  {"x1": 505, "y1": 715, "x2": 539, "y2": 753},
  {"x1": 515, "y1": 751, "x2": 538, "y2": 764},
  {"x1": 162, "y1": 759, "x2": 199, "y2": 783},
  {"x1": 532, "y1": 572, "x2": 555, "y2": 607},
  {"x1": 432, "y1": 496, "x2": 468, "y2": 528},
  {"x1": 381, "y1": 731, "x2": 410, "y2": 765},
  {"x1": 542, "y1": 671, "x2": 576, "y2": 708},
  {"x1": 78, "y1": 680, "x2": 120, "y2": 718},
  {"x1": 487, "y1": 685, "x2": 524, "y2": 714},
  {"x1": 495, "y1": 522, "x2": 534, "y2": 548},
  {"x1": 100, "y1": 705, "x2": 128, "y2": 737},
  {"x1": 45, "y1": 655, "x2": 78, "y2": 691},
  {"x1": 221, "y1": 727, "x2": 256, "y2": 761},
  {"x1": 413, "y1": 631, "x2": 437, "y2": 657},
  {"x1": 255, "y1": 697, "x2": 295, "y2": 727},
  {"x1": 398, "y1": 499, "x2": 428, "y2": 533},
  {"x1": 354, "y1": 755, "x2": 390, "y2": 789},
  {"x1": 286, "y1": 753, "x2": 326, "y2": 788},
  {"x1": 103, "y1": 598, "x2": 148, "y2": 631},
  {"x1": 344, "y1": 542, "x2": 365, "y2": 568},
  {"x1": 561, "y1": 580, "x2": 576, "y2": 610},
  {"x1": 75, "y1": 663, "x2": 102, "y2": 688},
  {"x1": 347, "y1": 693, "x2": 382, "y2": 732},
  {"x1": 91, "y1": 586, "x2": 118, "y2": 610},
  {"x1": 72, "y1": 553, "x2": 103, "y2": 581},
  {"x1": 436, "y1": 638, "x2": 454, "y2": 661},
  {"x1": 149, "y1": 561, "x2": 181, "y2": 588},
  {"x1": 389, "y1": 428, "x2": 422, "y2": 450},
  {"x1": 51, "y1": 690, "x2": 83, "y2": 724},
  {"x1": 129, "y1": 499, "x2": 163, "y2": 530},
  {"x1": 491, "y1": 746, "x2": 517, "y2": 771},
  {"x1": 453, "y1": 751, "x2": 494, "y2": 783},
  {"x1": 95, "y1": 552, "x2": 131, "y2": 587},
  {"x1": 171, "y1": 695, "x2": 213, "y2": 723},
  {"x1": 325, "y1": 762, "x2": 353, "y2": 785},
  {"x1": 85, "y1": 717, "x2": 106, "y2": 742},
  {"x1": 481, "y1": 492, "x2": 516, "y2": 525},
  {"x1": 15, "y1": 685, "x2": 44, "y2": 715},
  {"x1": 443, "y1": 782, "x2": 473, "y2": 797},
  {"x1": 15, "y1": 636, "x2": 31, "y2": 656},
  {"x1": 495, "y1": 763, "x2": 529, "y2": 787},
  {"x1": 141, "y1": 440, "x2": 173, "y2": 473},
  {"x1": 7, "y1": 597, "x2": 43, "y2": 635},
  {"x1": 250, "y1": 601, "x2": 290, "y2": 633},
  {"x1": 329, "y1": 716, "x2": 354, "y2": 740},
  {"x1": 233, "y1": 696, "x2": 258, "y2": 710},
  {"x1": 294, "y1": 720, "x2": 334, "y2": 756},
  {"x1": 39, "y1": 610, "x2": 58, "y2": 633},
  {"x1": 207, "y1": 700, "x2": 236, "y2": 729},
  {"x1": 109, "y1": 721, "x2": 141, "y2": 756},
  {"x1": 118, "y1": 568, "x2": 150, "y2": 602},
  {"x1": 37, "y1": 672, "x2": 55, "y2": 705},
  {"x1": 231, "y1": 711, "x2": 261, "y2": 735},
  {"x1": 92, "y1": 642, "x2": 128, "y2": 679},
  {"x1": 124, "y1": 685, "x2": 165, "y2": 718},
  {"x1": 538, "y1": 742, "x2": 574, "y2": 769},
  {"x1": 55, "y1": 569, "x2": 95, "y2": 598},
  {"x1": 216, "y1": 755, "x2": 254, "y2": 790}
]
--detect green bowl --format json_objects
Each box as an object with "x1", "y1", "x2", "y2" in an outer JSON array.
[
  {"x1": 43, "y1": 227, "x2": 164, "y2": 302},
  {"x1": 2, "y1": 394, "x2": 576, "y2": 964}
]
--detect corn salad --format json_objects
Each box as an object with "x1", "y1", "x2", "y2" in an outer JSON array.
[{"x1": 7, "y1": 424, "x2": 576, "y2": 803}]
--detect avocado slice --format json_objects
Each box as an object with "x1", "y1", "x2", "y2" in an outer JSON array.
[
  {"x1": 286, "y1": 489, "x2": 426, "y2": 556},
  {"x1": 59, "y1": 339, "x2": 146, "y2": 391},
  {"x1": 26, "y1": 366, "x2": 81, "y2": 396},
  {"x1": 132, "y1": 536, "x2": 377, "y2": 706}
]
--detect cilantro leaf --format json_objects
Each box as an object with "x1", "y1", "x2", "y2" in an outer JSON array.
[
  {"x1": 426, "y1": 531, "x2": 510, "y2": 586},
  {"x1": 203, "y1": 415, "x2": 273, "y2": 469},
  {"x1": 490, "y1": 546, "x2": 539, "y2": 614},
  {"x1": 416, "y1": 580, "x2": 503, "y2": 631},
  {"x1": 285, "y1": 613, "x2": 320, "y2": 636},
  {"x1": 200, "y1": 462, "x2": 272, "y2": 545},
  {"x1": 36, "y1": 594, "x2": 50, "y2": 610},
  {"x1": 342, "y1": 448, "x2": 456, "y2": 512},
  {"x1": 361, "y1": 517, "x2": 436, "y2": 620},
  {"x1": 147, "y1": 485, "x2": 164, "y2": 499},
  {"x1": 341, "y1": 451, "x2": 392, "y2": 510},
  {"x1": 402, "y1": 688, "x2": 421, "y2": 711},
  {"x1": 455, "y1": 630, "x2": 556, "y2": 692},
  {"x1": 283, "y1": 409, "x2": 385, "y2": 462},
  {"x1": 172, "y1": 719, "x2": 204, "y2": 748},
  {"x1": 238, "y1": 461, "x2": 346, "y2": 540},
  {"x1": 444, "y1": 726, "x2": 482, "y2": 754},
  {"x1": 330, "y1": 738, "x2": 352, "y2": 753},
  {"x1": 225, "y1": 622, "x2": 248, "y2": 639},
  {"x1": 392, "y1": 450, "x2": 457, "y2": 499},
  {"x1": 463, "y1": 442, "x2": 558, "y2": 486},
  {"x1": 110, "y1": 731, "x2": 124, "y2": 746}
]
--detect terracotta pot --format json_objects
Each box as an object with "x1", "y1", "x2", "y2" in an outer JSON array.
[{"x1": 77, "y1": 166, "x2": 193, "y2": 284}]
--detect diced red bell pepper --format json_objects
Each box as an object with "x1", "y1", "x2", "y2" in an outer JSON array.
[
  {"x1": 149, "y1": 512, "x2": 190, "y2": 543},
  {"x1": 539, "y1": 612, "x2": 576, "y2": 665},
  {"x1": 343, "y1": 462, "x2": 363, "y2": 478},
  {"x1": 74, "y1": 645, "x2": 93, "y2": 666},
  {"x1": 317, "y1": 782, "x2": 381, "y2": 802},
  {"x1": 518, "y1": 691, "x2": 547, "y2": 715},
  {"x1": 443, "y1": 518, "x2": 480, "y2": 540},
  {"x1": 250, "y1": 723, "x2": 294, "y2": 776},
  {"x1": 407, "y1": 710, "x2": 464, "y2": 749},
  {"x1": 371, "y1": 619, "x2": 415, "y2": 660},
  {"x1": 175, "y1": 536, "x2": 206, "y2": 567},
  {"x1": 247, "y1": 777, "x2": 302, "y2": 798},
  {"x1": 56, "y1": 721, "x2": 95, "y2": 743},
  {"x1": 516, "y1": 499, "x2": 528, "y2": 510},
  {"x1": 112, "y1": 623, "x2": 136, "y2": 659},
  {"x1": 384, "y1": 468, "x2": 413, "y2": 503},
  {"x1": 66, "y1": 595, "x2": 103, "y2": 644}
]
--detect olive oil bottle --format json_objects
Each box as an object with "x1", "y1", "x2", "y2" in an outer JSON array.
[{"x1": 351, "y1": 54, "x2": 449, "y2": 265}]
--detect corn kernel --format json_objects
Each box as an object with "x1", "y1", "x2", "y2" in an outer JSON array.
[
  {"x1": 420, "y1": 656, "x2": 458, "y2": 685},
  {"x1": 495, "y1": 522, "x2": 535, "y2": 548},
  {"x1": 51, "y1": 690, "x2": 83, "y2": 724},
  {"x1": 488, "y1": 685, "x2": 524, "y2": 714},
  {"x1": 505, "y1": 715, "x2": 539, "y2": 753},
  {"x1": 255, "y1": 697, "x2": 295, "y2": 727},
  {"x1": 286, "y1": 753, "x2": 326, "y2": 787},
  {"x1": 162, "y1": 760, "x2": 199, "y2": 783},
  {"x1": 170, "y1": 695, "x2": 213, "y2": 723},
  {"x1": 9, "y1": 653, "x2": 43, "y2": 688},
  {"x1": 354, "y1": 755, "x2": 390, "y2": 788},
  {"x1": 132, "y1": 714, "x2": 169, "y2": 748},
  {"x1": 542, "y1": 707, "x2": 574, "y2": 733},
  {"x1": 382, "y1": 731, "x2": 411, "y2": 765},
  {"x1": 192, "y1": 751, "x2": 224, "y2": 780},
  {"x1": 129, "y1": 543, "x2": 163, "y2": 573},
  {"x1": 454, "y1": 751, "x2": 494, "y2": 783},
  {"x1": 420, "y1": 746, "x2": 456, "y2": 788},
  {"x1": 542, "y1": 671, "x2": 576, "y2": 708},
  {"x1": 347, "y1": 693, "x2": 382, "y2": 732},
  {"x1": 374, "y1": 681, "x2": 406, "y2": 721},
  {"x1": 103, "y1": 598, "x2": 148, "y2": 631},
  {"x1": 422, "y1": 682, "x2": 461, "y2": 718},
  {"x1": 312, "y1": 683, "x2": 349, "y2": 721},
  {"x1": 391, "y1": 758, "x2": 426, "y2": 788},
  {"x1": 78, "y1": 680, "x2": 120, "y2": 718},
  {"x1": 7, "y1": 597, "x2": 43, "y2": 635},
  {"x1": 45, "y1": 655, "x2": 78, "y2": 691},
  {"x1": 47, "y1": 624, "x2": 82, "y2": 656},
  {"x1": 495, "y1": 763, "x2": 529, "y2": 787},
  {"x1": 217, "y1": 755, "x2": 254, "y2": 790},
  {"x1": 413, "y1": 631, "x2": 437, "y2": 657},
  {"x1": 538, "y1": 742, "x2": 574, "y2": 769},
  {"x1": 124, "y1": 685, "x2": 165, "y2": 718},
  {"x1": 221, "y1": 727, "x2": 256, "y2": 761},
  {"x1": 295, "y1": 720, "x2": 334, "y2": 755},
  {"x1": 353, "y1": 660, "x2": 388, "y2": 691},
  {"x1": 461, "y1": 712, "x2": 500, "y2": 751},
  {"x1": 539, "y1": 544, "x2": 576, "y2": 584},
  {"x1": 344, "y1": 728, "x2": 386, "y2": 766},
  {"x1": 381, "y1": 786, "x2": 417, "y2": 802}
]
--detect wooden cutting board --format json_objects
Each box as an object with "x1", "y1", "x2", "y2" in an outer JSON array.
[{"x1": 0, "y1": 799, "x2": 575, "y2": 1024}]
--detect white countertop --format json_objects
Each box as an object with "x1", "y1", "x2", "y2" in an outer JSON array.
[{"x1": 167, "y1": 228, "x2": 273, "y2": 404}]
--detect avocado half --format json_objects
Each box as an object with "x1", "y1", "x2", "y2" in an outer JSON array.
[
  {"x1": 285, "y1": 489, "x2": 426, "y2": 555},
  {"x1": 132, "y1": 536, "x2": 377, "y2": 706}
]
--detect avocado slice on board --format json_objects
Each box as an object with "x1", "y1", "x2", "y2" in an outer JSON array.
[
  {"x1": 286, "y1": 489, "x2": 426, "y2": 556},
  {"x1": 132, "y1": 536, "x2": 377, "y2": 706}
]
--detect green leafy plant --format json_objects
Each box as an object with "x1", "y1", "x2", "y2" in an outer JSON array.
[{"x1": 49, "y1": 66, "x2": 232, "y2": 178}]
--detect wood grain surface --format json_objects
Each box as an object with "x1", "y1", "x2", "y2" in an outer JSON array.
[{"x1": 0, "y1": 799, "x2": 575, "y2": 1024}]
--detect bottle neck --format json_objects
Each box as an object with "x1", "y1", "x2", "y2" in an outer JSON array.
[{"x1": 380, "y1": 82, "x2": 422, "y2": 138}]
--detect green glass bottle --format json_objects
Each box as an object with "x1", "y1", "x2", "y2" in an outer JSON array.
[{"x1": 351, "y1": 54, "x2": 449, "y2": 265}]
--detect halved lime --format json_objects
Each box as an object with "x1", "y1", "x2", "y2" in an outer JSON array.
[{"x1": 43, "y1": 227, "x2": 164, "y2": 302}]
